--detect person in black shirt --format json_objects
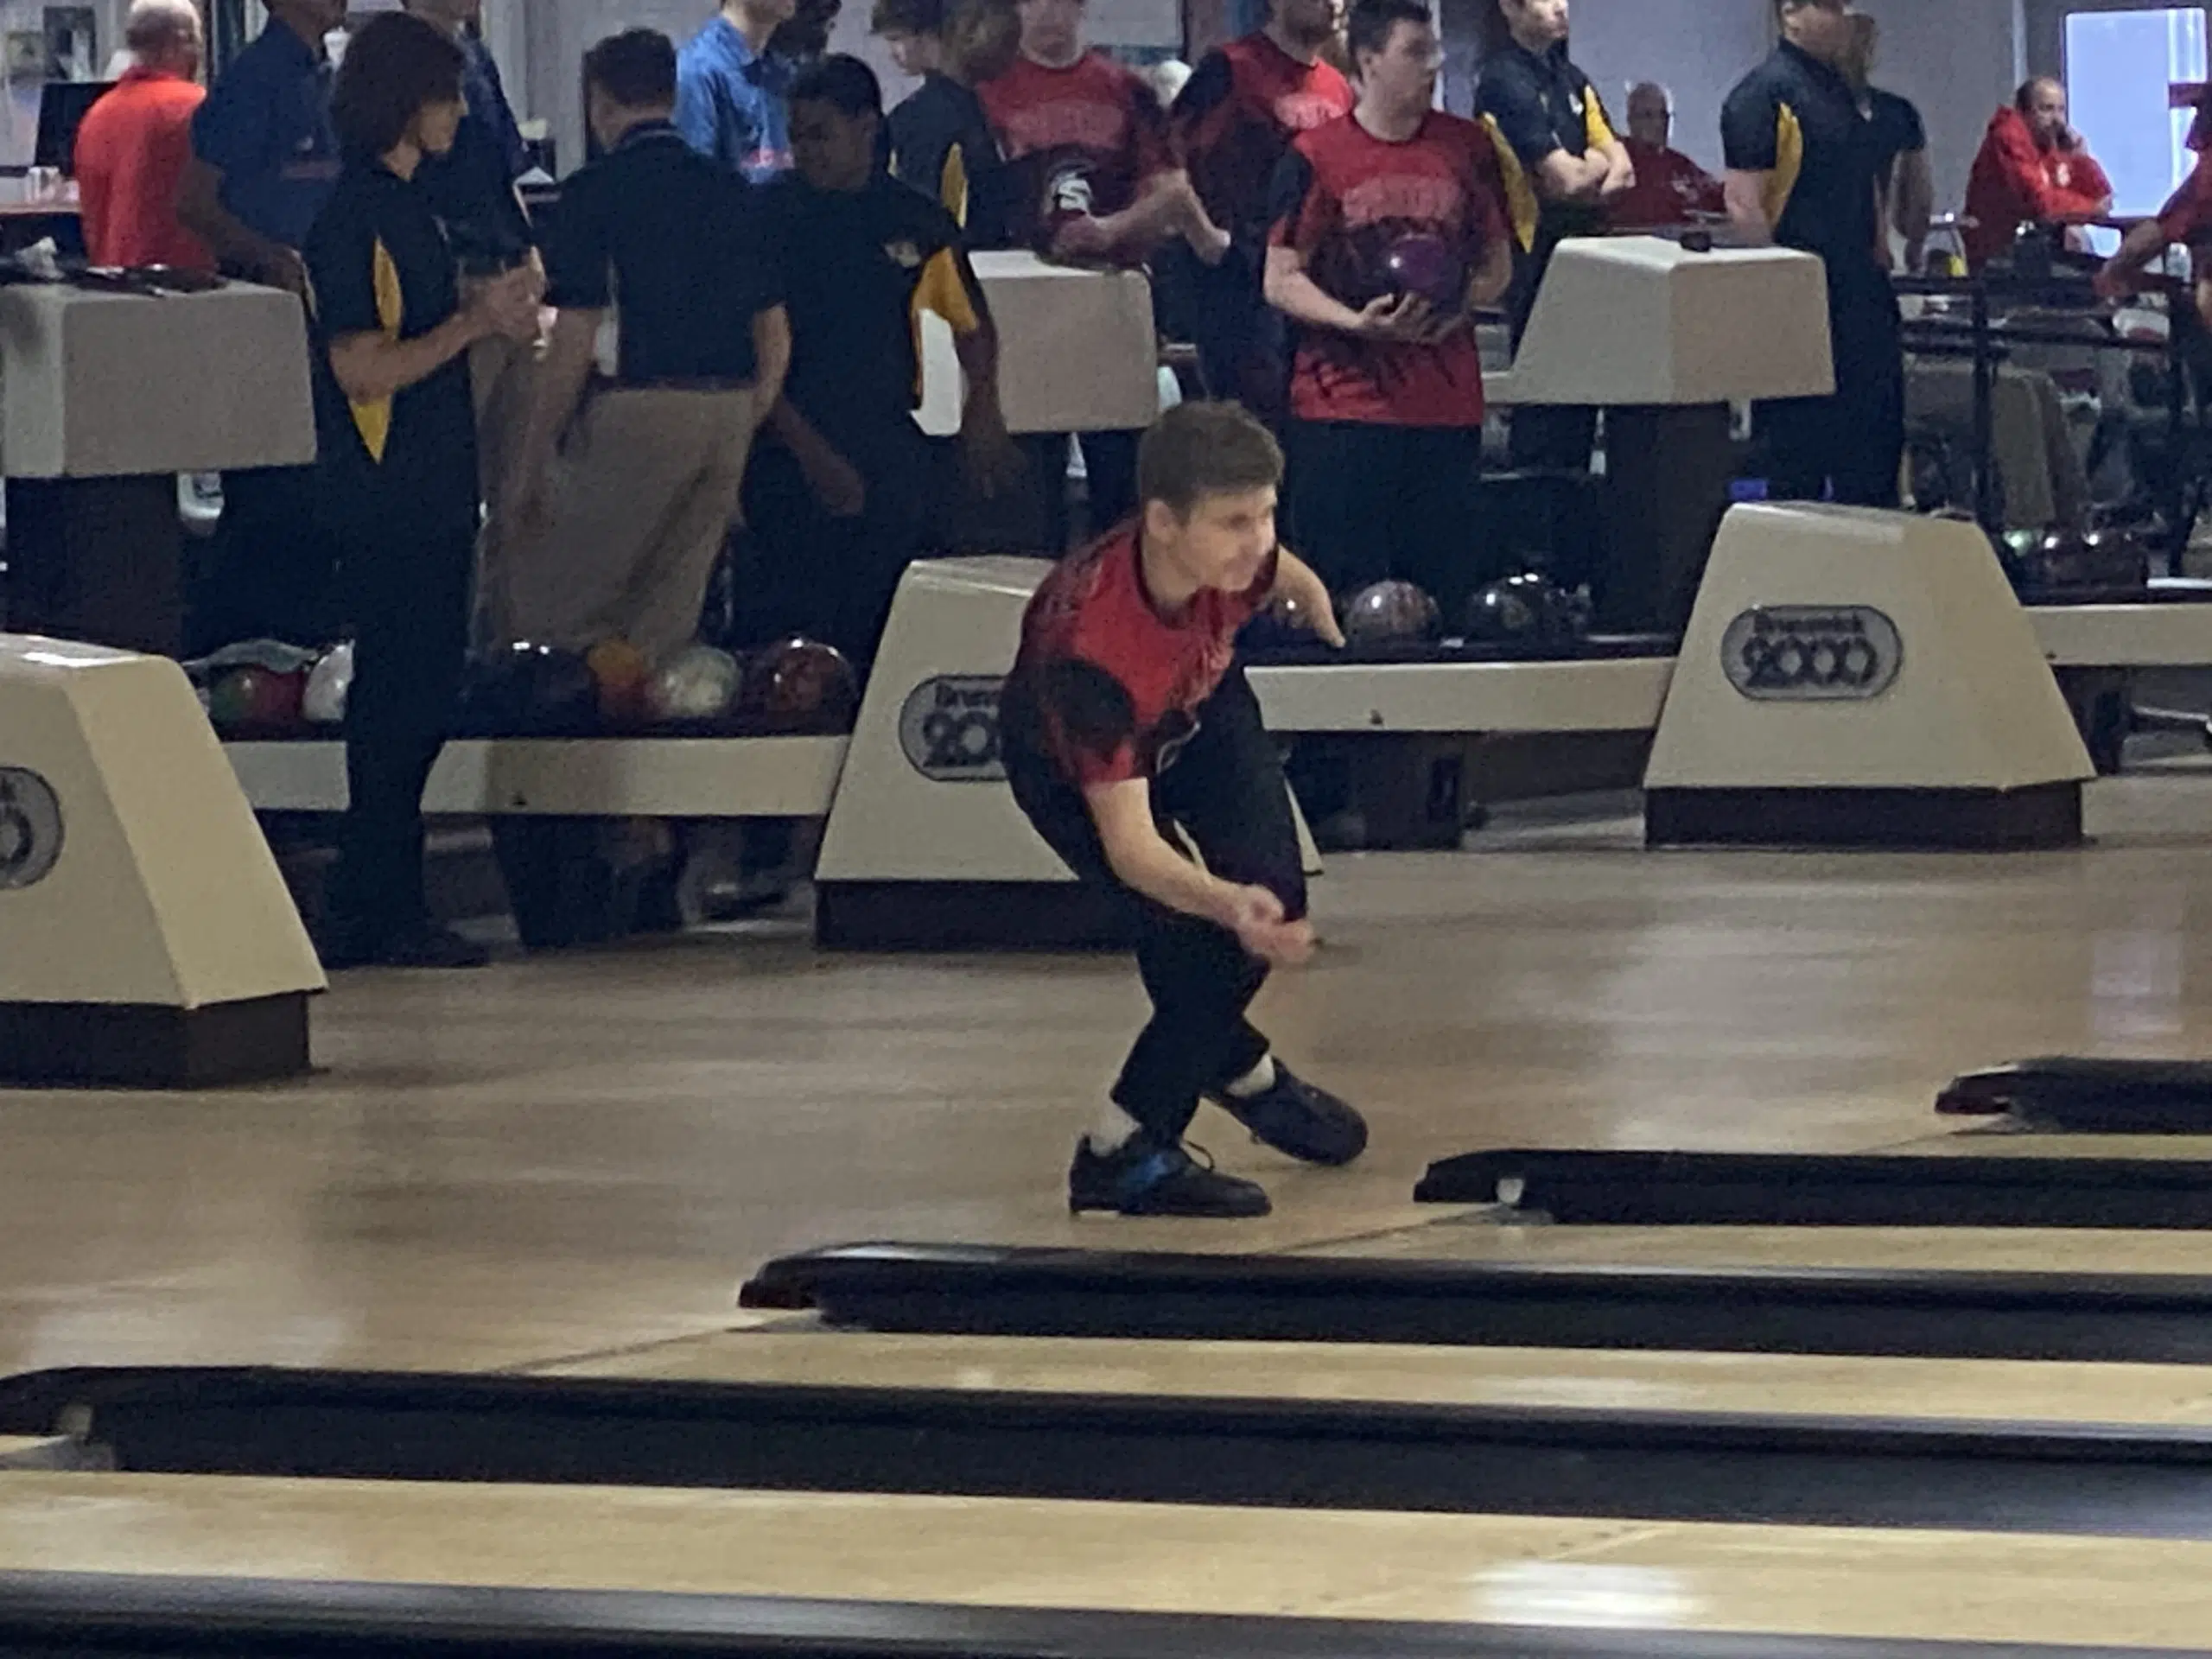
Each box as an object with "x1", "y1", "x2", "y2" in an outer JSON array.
[
  {"x1": 1722, "y1": 0, "x2": 1903, "y2": 507},
  {"x1": 305, "y1": 10, "x2": 539, "y2": 968},
  {"x1": 402, "y1": 0, "x2": 541, "y2": 511},
  {"x1": 875, "y1": 0, "x2": 1020, "y2": 245},
  {"x1": 1477, "y1": 0, "x2": 1629, "y2": 471},
  {"x1": 1841, "y1": 12, "x2": 1931, "y2": 273},
  {"x1": 492, "y1": 29, "x2": 791, "y2": 665},
  {"x1": 736, "y1": 54, "x2": 1020, "y2": 671}
]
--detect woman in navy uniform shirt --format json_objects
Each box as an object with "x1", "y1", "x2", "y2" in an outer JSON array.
[{"x1": 305, "y1": 10, "x2": 537, "y2": 968}]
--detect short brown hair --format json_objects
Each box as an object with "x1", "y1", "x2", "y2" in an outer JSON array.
[
  {"x1": 943, "y1": 0, "x2": 1019, "y2": 80},
  {"x1": 871, "y1": 0, "x2": 943, "y2": 35},
  {"x1": 1136, "y1": 401, "x2": 1284, "y2": 518},
  {"x1": 585, "y1": 29, "x2": 677, "y2": 109},
  {"x1": 330, "y1": 10, "x2": 463, "y2": 162}
]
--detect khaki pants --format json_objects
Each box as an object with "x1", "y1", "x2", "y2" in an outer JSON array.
[{"x1": 485, "y1": 383, "x2": 765, "y2": 664}]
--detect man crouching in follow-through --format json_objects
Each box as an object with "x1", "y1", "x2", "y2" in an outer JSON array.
[{"x1": 999, "y1": 400, "x2": 1370, "y2": 1219}]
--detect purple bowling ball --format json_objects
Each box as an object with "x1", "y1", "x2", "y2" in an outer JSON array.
[{"x1": 1383, "y1": 233, "x2": 1466, "y2": 308}]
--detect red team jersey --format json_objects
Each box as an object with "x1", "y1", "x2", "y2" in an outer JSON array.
[
  {"x1": 1175, "y1": 34, "x2": 1353, "y2": 243},
  {"x1": 2158, "y1": 147, "x2": 2212, "y2": 248},
  {"x1": 977, "y1": 52, "x2": 1173, "y2": 251},
  {"x1": 1610, "y1": 139, "x2": 1724, "y2": 229},
  {"x1": 1010, "y1": 524, "x2": 1276, "y2": 787},
  {"x1": 1268, "y1": 111, "x2": 1508, "y2": 428}
]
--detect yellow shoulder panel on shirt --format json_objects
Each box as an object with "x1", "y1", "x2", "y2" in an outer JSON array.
[
  {"x1": 1482, "y1": 114, "x2": 1540, "y2": 254},
  {"x1": 348, "y1": 237, "x2": 404, "y2": 464},
  {"x1": 1766, "y1": 103, "x2": 1804, "y2": 227},
  {"x1": 939, "y1": 143, "x2": 971, "y2": 228}
]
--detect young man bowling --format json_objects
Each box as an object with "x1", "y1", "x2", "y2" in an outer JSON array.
[{"x1": 1000, "y1": 400, "x2": 1367, "y2": 1218}]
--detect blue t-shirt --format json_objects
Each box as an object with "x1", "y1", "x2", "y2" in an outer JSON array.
[
  {"x1": 673, "y1": 16, "x2": 793, "y2": 182},
  {"x1": 189, "y1": 20, "x2": 340, "y2": 251}
]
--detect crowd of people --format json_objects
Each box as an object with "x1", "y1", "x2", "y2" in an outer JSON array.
[{"x1": 51, "y1": 0, "x2": 2212, "y2": 975}]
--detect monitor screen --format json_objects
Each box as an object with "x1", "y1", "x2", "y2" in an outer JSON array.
[{"x1": 37, "y1": 79, "x2": 113, "y2": 172}]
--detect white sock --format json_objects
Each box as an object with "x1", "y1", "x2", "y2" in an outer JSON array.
[
  {"x1": 1224, "y1": 1053, "x2": 1277, "y2": 1099},
  {"x1": 1087, "y1": 1103, "x2": 1146, "y2": 1154}
]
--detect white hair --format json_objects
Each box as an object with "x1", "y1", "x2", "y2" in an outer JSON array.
[{"x1": 124, "y1": 0, "x2": 200, "y2": 58}]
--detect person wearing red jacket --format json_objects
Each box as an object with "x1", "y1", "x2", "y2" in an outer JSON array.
[
  {"x1": 1964, "y1": 78, "x2": 2113, "y2": 270},
  {"x1": 1609, "y1": 80, "x2": 1722, "y2": 229}
]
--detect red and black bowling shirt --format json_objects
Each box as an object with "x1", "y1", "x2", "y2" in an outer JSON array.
[
  {"x1": 1008, "y1": 524, "x2": 1277, "y2": 788},
  {"x1": 1173, "y1": 33, "x2": 1352, "y2": 248},
  {"x1": 976, "y1": 51, "x2": 1173, "y2": 254},
  {"x1": 2158, "y1": 146, "x2": 2212, "y2": 251},
  {"x1": 1267, "y1": 111, "x2": 1507, "y2": 428}
]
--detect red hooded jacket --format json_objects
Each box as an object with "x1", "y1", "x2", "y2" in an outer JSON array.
[{"x1": 1963, "y1": 105, "x2": 2112, "y2": 268}]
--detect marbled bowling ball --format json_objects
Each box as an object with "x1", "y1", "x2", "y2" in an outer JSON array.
[
  {"x1": 740, "y1": 638, "x2": 860, "y2": 726},
  {"x1": 1342, "y1": 580, "x2": 1441, "y2": 646}
]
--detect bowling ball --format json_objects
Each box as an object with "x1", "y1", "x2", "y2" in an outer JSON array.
[
  {"x1": 1382, "y1": 232, "x2": 1466, "y2": 309},
  {"x1": 207, "y1": 664, "x2": 305, "y2": 732},
  {"x1": 587, "y1": 638, "x2": 652, "y2": 724},
  {"x1": 302, "y1": 642, "x2": 353, "y2": 726},
  {"x1": 645, "y1": 644, "x2": 743, "y2": 723},
  {"x1": 1342, "y1": 580, "x2": 1441, "y2": 646},
  {"x1": 741, "y1": 637, "x2": 860, "y2": 725},
  {"x1": 1465, "y1": 573, "x2": 1584, "y2": 647},
  {"x1": 466, "y1": 641, "x2": 599, "y2": 734}
]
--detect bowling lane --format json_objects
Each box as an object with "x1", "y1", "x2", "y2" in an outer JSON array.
[
  {"x1": 1896, "y1": 1134, "x2": 2212, "y2": 1160},
  {"x1": 2, "y1": 1471, "x2": 2209, "y2": 1649},
  {"x1": 1312, "y1": 1219, "x2": 2212, "y2": 1273},
  {"x1": 529, "y1": 1328, "x2": 2212, "y2": 1428}
]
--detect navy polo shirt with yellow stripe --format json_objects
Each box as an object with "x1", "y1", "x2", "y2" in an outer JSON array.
[
  {"x1": 1721, "y1": 39, "x2": 1881, "y2": 277},
  {"x1": 758, "y1": 171, "x2": 982, "y2": 462},
  {"x1": 303, "y1": 160, "x2": 479, "y2": 538},
  {"x1": 1476, "y1": 38, "x2": 1616, "y2": 257}
]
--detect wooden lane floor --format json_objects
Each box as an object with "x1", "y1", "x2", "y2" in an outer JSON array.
[
  {"x1": 4, "y1": 1471, "x2": 2212, "y2": 1652},
  {"x1": 530, "y1": 1327, "x2": 2212, "y2": 1430}
]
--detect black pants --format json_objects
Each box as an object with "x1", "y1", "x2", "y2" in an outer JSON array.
[
  {"x1": 735, "y1": 428, "x2": 937, "y2": 674},
  {"x1": 1503, "y1": 237, "x2": 1597, "y2": 474},
  {"x1": 1174, "y1": 241, "x2": 1288, "y2": 425},
  {"x1": 192, "y1": 463, "x2": 342, "y2": 652},
  {"x1": 1004, "y1": 664, "x2": 1303, "y2": 1143},
  {"x1": 1285, "y1": 421, "x2": 1483, "y2": 596},
  {"x1": 1023, "y1": 429, "x2": 1140, "y2": 551},
  {"x1": 327, "y1": 520, "x2": 475, "y2": 944},
  {"x1": 1760, "y1": 273, "x2": 1905, "y2": 508}
]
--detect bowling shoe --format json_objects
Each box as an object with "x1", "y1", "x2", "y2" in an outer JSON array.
[
  {"x1": 1069, "y1": 1136, "x2": 1273, "y2": 1218},
  {"x1": 1211, "y1": 1063, "x2": 1369, "y2": 1166}
]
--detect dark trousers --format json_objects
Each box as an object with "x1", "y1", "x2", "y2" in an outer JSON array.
[
  {"x1": 1022, "y1": 429, "x2": 1140, "y2": 551},
  {"x1": 1005, "y1": 665, "x2": 1302, "y2": 1143},
  {"x1": 1173, "y1": 241, "x2": 1287, "y2": 425},
  {"x1": 1760, "y1": 274, "x2": 1905, "y2": 508},
  {"x1": 327, "y1": 521, "x2": 475, "y2": 943},
  {"x1": 1285, "y1": 421, "x2": 1483, "y2": 595},
  {"x1": 734, "y1": 429, "x2": 937, "y2": 674},
  {"x1": 1504, "y1": 238, "x2": 1598, "y2": 473},
  {"x1": 192, "y1": 463, "x2": 342, "y2": 652}
]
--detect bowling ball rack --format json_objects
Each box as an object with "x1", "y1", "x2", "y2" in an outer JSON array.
[
  {"x1": 0, "y1": 1571, "x2": 2123, "y2": 1659},
  {"x1": 1243, "y1": 632, "x2": 1675, "y2": 669},
  {"x1": 1416, "y1": 1147, "x2": 2212, "y2": 1227},
  {"x1": 10, "y1": 1363, "x2": 2212, "y2": 1540},
  {"x1": 741, "y1": 1240, "x2": 2212, "y2": 1363},
  {"x1": 1937, "y1": 1056, "x2": 2212, "y2": 1131}
]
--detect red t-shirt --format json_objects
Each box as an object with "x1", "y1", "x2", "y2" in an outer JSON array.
[
  {"x1": 1010, "y1": 524, "x2": 1275, "y2": 787},
  {"x1": 2159, "y1": 147, "x2": 2212, "y2": 248},
  {"x1": 1963, "y1": 105, "x2": 2114, "y2": 268},
  {"x1": 1174, "y1": 34, "x2": 1352, "y2": 245},
  {"x1": 1609, "y1": 139, "x2": 1723, "y2": 230},
  {"x1": 73, "y1": 68, "x2": 213, "y2": 272},
  {"x1": 1268, "y1": 111, "x2": 1506, "y2": 428},
  {"x1": 977, "y1": 52, "x2": 1173, "y2": 252}
]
